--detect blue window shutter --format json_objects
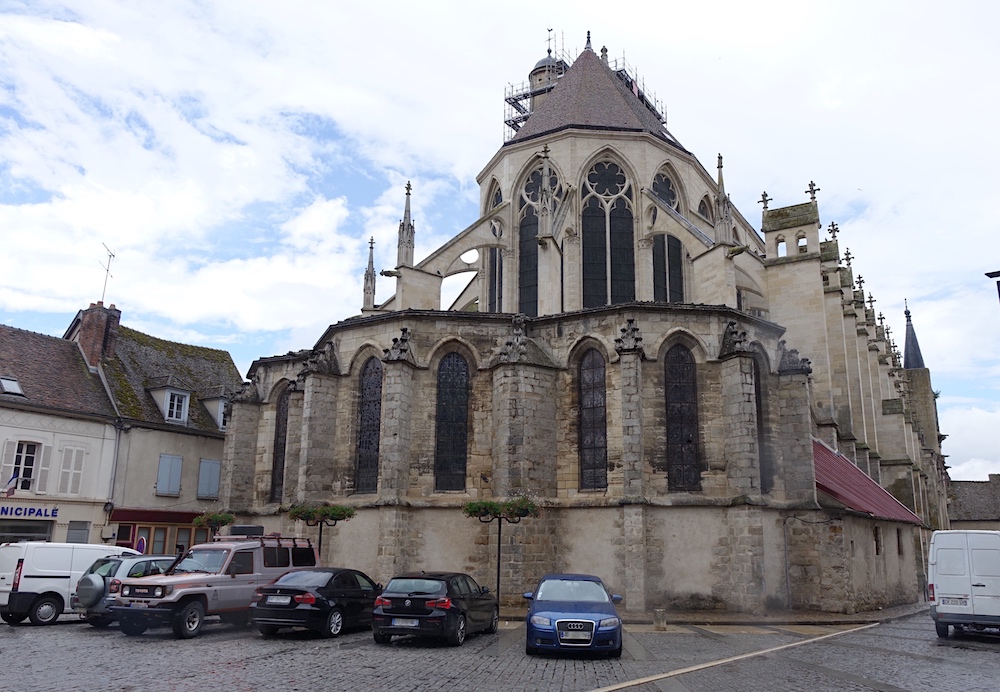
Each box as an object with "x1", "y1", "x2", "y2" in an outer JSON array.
[
  {"x1": 198, "y1": 459, "x2": 220, "y2": 499},
  {"x1": 157, "y1": 454, "x2": 182, "y2": 496}
]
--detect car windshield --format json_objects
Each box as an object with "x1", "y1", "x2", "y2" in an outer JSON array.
[
  {"x1": 172, "y1": 548, "x2": 228, "y2": 574},
  {"x1": 385, "y1": 578, "x2": 445, "y2": 595},
  {"x1": 535, "y1": 579, "x2": 610, "y2": 603},
  {"x1": 84, "y1": 558, "x2": 120, "y2": 577},
  {"x1": 274, "y1": 571, "x2": 330, "y2": 588}
]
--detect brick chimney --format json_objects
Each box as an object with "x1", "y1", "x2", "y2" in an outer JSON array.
[{"x1": 71, "y1": 301, "x2": 121, "y2": 368}]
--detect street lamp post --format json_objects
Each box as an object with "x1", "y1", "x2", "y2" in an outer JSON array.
[
  {"x1": 462, "y1": 498, "x2": 539, "y2": 611},
  {"x1": 303, "y1": 516, "x2": 343, "y2": 558},
  {"x1": 476, "y1": 509, "x2": 529, "y2": 608}
]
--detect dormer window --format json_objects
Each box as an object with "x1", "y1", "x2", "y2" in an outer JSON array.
[
  {"x1": 0, "y1": 377, "x2": 24, "y2": 395},
  {"x1": 166, "y1": 391, "x2": 189, "y2": 423}
]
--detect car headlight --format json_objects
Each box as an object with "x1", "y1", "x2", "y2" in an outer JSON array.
[
  {"x1": 153, "y1": 586, "x2": 164, "y2": 598},
  {"x1": 599, "y1": 617, "x2": 620, "y2": 628},
  {"x1": 122, "y1": 586, "x2": 130, "y2": 596},
  {"x1": 529, "y1": 615, "x2": 551, "y2": 627}
]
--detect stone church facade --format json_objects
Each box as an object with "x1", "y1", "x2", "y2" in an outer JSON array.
[{"x1": 221, "y1": 36, "x2": 948, "y2": 614}]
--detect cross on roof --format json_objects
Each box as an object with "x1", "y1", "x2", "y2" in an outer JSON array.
[
  {"x1": 405, "y1": 181, "x2": 412, "y2": 195},
  {"x1": 843, "y1": 248, "x2": 853, "y2": 267},
  {"x1": 856, "y1": 274, "x2": 865, "y2": 291},
  {"x1": 758, "y1": 191, "x2": 772, "y2": 210},
  {"x1": 867, "y1": 293, "x2": 875, "y2": 309},
  {"x1": 805, "y1": 181, "x2": 820, "y2": 201},
  {"x1": 878, "y1": 312, "x2": 885, "y2": 325},
  {"x1": 828, "y1": 221, "x2": 839, "y2": 239}
]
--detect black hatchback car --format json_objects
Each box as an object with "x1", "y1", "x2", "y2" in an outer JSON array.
[
  {"x1": 249, "y1": 568, "x2": 381, "y2": 637},
  {"x1": 372, "y1": 571, "x2": 499, "y2": 646}
]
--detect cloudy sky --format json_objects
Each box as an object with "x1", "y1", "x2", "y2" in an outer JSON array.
[{"x1": 1, "y1": 1, "x2": 997, "y2": 480}]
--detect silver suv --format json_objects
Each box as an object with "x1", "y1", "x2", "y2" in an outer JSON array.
[
  {"x1": 110, "y1": 535, "x2": 318, "y2": 639},
  {"x1": 73, "y1": 555, "x2": 177, "y2": 627}
]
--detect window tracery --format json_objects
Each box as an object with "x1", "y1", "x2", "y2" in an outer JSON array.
[
  {"x1": 354, "y1": 357, "x2": 382, "y2": 493},
  {"x1": 581, "y1": 161, "x2": 634, "y2": 308},
  {"x1": 578, "y1": 349, "x2": 608, "y2": 490},
  {"x1": 518, "y1": 163, "x2": 563, "y2": 316},
  {"x1": 434, "y1": 352, "x2": 470, "y2": 491}
]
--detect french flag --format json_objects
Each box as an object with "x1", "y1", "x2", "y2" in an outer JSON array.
[{"x1": 3, "y1": 471, "x2": 17, "y2": 497}]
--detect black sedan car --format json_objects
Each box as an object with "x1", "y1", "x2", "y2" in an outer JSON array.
[
  {"x1": 249, "y1": 568, "x2": 381, "y2": 637},
  {"x1": 372, "y1": 571, "x2": 499, "y2": 646}
]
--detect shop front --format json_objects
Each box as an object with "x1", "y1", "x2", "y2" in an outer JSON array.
[{"x1": 109, "y1": 508, "x2": 209, "y2": 554}]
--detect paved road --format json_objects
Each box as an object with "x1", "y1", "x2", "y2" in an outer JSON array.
[{"x1": 3, "y1": 613, "x2": 999, "y2": 691}]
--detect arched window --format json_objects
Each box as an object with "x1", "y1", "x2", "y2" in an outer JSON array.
[
  {"x1": 354, "y1": 357, "x2": 383, "y2": 493},
  {"x1": 488, "y1": 181, "x2": 503, "y2": 211},
  {"x1": 651, "y1": 171, "x2": 679, "y2": 210},
  {"x1": 581, "y1": 161, "x2": 634, "y2": 308},
  {"x1": 434, "y1": 352, "x2": 470, "y2": 491},
  {"x1": 697, "y1": 196, "x2": 713, "y2": 222},
  {"x1": 270, "y1": 386, "x2": 291, "y2": 503},
  {"x1": 518, "y1": 164, "x2": 562, "y2": 316},
  {"x1": 752, "y1": 355, "x2": 773, "y2": 493},
  {"x1": 579, "y1": 349, "x2": 608, "y2": 490},
  {"x1": 652, "y1": 234, "x2": 684, "y2": 303},
  {"x1": 665, "y1": 344, "x2": 700, "y2": 491}
]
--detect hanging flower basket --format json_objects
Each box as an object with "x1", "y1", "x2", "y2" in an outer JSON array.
[
  {"x1": 192, "y1": 511, "x2": 235, "y2": 533},
  {"x1": 287, "y1": 503, "x2": 356, "y2": 525}
]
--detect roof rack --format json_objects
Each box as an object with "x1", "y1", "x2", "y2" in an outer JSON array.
[{"x1": 210, "y1": 533, "x2": 314, "y2": 548}]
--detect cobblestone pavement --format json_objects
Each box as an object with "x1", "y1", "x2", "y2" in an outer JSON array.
[{"x1": 4, "y1": 612, "x2": 999, "y2": 691}]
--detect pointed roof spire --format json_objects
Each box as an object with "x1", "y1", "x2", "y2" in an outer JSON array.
[
  {"x1": 903, "y1": 300, "x2": 926, "y2": 369},
  {"x1": 585, "y1": 31, "x2": 592, "y2": 51},
  {"x1": 363, "y1": 237, "x2": 376, "y2": 310},
  {"x1": 397, "y1": 181, "x2": 415, "y2": 267},
  {"x1": 717, "y1": 154, "x2": 726, "y2": 197}
]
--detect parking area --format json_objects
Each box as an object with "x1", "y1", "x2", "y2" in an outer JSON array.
[{"x1": 5, "y1": 612, "x2": 1000, "y2": 691}]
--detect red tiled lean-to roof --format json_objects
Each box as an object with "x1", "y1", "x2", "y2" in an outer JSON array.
[{"x1": 813, "y1": 440, "x2": 922, "y2": 524}]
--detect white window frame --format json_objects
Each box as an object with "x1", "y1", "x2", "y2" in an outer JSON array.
[
  {"x1": 197, "y1": 459, "x2": 221, "y2": 499},
  {"x1": 156, "y1": 454, "x2": 182, "y2": 496},
  {"x1": 166, "y1": 391, "x2": 189, "y2": 423},
  {"x1": 1, "y1": 440, "x2": 51, "y2": 494}
]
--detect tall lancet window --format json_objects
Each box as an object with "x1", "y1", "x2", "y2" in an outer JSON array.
[
  {"x1": 487, "y1": 184, "x2": 504, "y2": 313},
  {"x1": 354, "y1": 357, "x2": 383, "y2": 494},
  {"x1": 578, "y1": 349, "x2": 608, "y2": 490},
  {"x1": 270, "y1": 386, "x2": 291, "y2": 503},
  {"x1": 518, "y1": 163, "x2": 563, "y2": 316},
  {"x1": 582, "y1": 161, "x2": 634, "y2": 308},
  {"x1": 652, "y1": 234, "x2": 684, "y2": 303},
  {"x1": 665, "y1": 344, "x2": 701, "y2": 491},
  {"x1": 434, "y1": 352, "x2": 470, "y2": 491}
]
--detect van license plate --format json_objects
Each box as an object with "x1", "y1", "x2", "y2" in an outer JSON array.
[
  {"x1": 266, "y1": 595, "x2": 291, "y2": 605},
  {"x1": 941, "y1": 598, "x2": 968, "y2": 606},
  {"x1": 392, "y1": 618, "x2": 419, "y2": 627},
  {"x1": 130, "y1": 602, "x2": 148, "y2": 608}
]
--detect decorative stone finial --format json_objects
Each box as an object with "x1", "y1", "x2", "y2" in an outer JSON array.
[
  {"x1": 759, "y1": 191, "x2": 772, "y2": 210},
  {"x1": 805, "y1": 181, "x2": 820, "y2": 201}
]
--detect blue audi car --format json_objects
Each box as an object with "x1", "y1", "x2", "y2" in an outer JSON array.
[{"x1": 523, "y1": 573, "x2": 623, "y2": 657}]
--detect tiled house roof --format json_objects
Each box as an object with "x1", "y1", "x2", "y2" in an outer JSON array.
[
  {"x1": 0, "y1": 324, "x2": 117, "y2": 419},
  {"x1": 510, "y1": 47, "x2": 686, "y2": 150},
  {"x1": 949, "y1": 478, "x2": 1000, "y2": 521},
  {"x1": 104, "y1": 326, "x2": 242, "y2": 434},
  {"x1": 813, "y1": 440, "x2": 922, "y2": 524}
]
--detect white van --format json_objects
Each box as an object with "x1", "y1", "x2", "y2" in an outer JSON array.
[
  {"x1": 928, "y1": 530, "x2": 1000, "y2": 637},
  {"x1": 0, "y1": 542, "x2": 139, "y2": 626}
]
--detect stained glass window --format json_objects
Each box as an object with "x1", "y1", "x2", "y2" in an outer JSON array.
[
  {"x1": 434, "y1": 353, "x2": 469, "y2": 491},
  {"x1": 581, "y1": 161, "x2": 634, "y2": 308},
  {"x1": 355, "y1": 358, "x2": 383, "y2": 493},
  {"x1": 665, "y1": 345, "x2": 700, "y2": 491},
  {"x1": 270, "y1": 387, "x2": 290, "y2": 503},
  {"x1": 579, "y1": 349, "x2": 608, "y2": 490}
]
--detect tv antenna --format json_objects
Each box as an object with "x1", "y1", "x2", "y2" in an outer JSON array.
[{"x1": 100, "y1": 243, "x2": 115, "y2": 303}]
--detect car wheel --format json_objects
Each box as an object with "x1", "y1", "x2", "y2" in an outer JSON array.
[
  {"x1": 935, "y1": 621, "x2": 949, "y2": 638},
  {"x1": 525, "y1": 642, "x2": 538, "y2": 656},
  {"x1": 87, "y1": 615, "x2": 115, "y2": 628},
  {"x1": 172, "y1": 601, "x2": 205, "y2": 639},
  {"x1": 28, "y1": 595, "x2": 62, "y2": 626},
  {"x1": 448, "y1": 614, "x2": 467, "y2": 646},
  {"x1": 76, "y1": 574, "x2": 106, "y2": 608},
  {"x1": 1, "y1": 612, "x2": 27, "y2": 626},
  {"x1": 373, "y1": 630, "x2": 392, "y2": 644},
  {"x1": 323, "y1": 608, "x2": 344, "y2": 638},
  {"x1": 119, "y1": 616, "x2": 148, "y2": 636},
  {"x1": 486, "y1": 607, "x2": 499, "y2": 634},
  {"x1": 609, "y1": 643, "x2": 623, "y2": 658},
  {"x1": 257, "y1": 624, "x2": 280, "y2": 637}
]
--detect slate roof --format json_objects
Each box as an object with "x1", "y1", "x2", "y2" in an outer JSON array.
[
  {"x1": 104, "y1": 326, "x2": 242, "y2": 433},
  {"x1": 0, "y1": 324, "x2": 118, "y2": 419},
  {"x1": 509, "y1": 47, "x2": 686, "y2": 151},
  {"x1": 949, "y1": 478, "x2": 1000, "y2": 521},
  {"x1": 813, "y1": 440, "x2": 922, "y2": 524},
  {"x1": 903, "y1": 306, "x2": 925, "y2": 370}
]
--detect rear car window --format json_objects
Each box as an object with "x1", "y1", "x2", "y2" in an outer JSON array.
[
  {"x1": 85, "y1": 558, "x2": 121, "y2": 577},
  {"x1": 386, "y1": 578, "x2": 446, "y2": 595},
  {"x1": 263, "y1": 547, "x2": 291, "y2": 568},
  {"x1": 290, "y1": 547, "x2": 317, "y2": 567},
  {"x1": 275, "y1": 570, "x2": 330, "y2": 588}
]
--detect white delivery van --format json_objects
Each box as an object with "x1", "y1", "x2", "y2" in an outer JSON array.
[
  {"x1": 928, "y1": 530, "x2": 1000, "y2": 637},
  {"x1": 0, "y1": 542, "x2": 139, "y2": 626}
]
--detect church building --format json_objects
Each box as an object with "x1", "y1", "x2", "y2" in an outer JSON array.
[{"x1": 221, "y1": 35, "x2": 948, "y2": 614}]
